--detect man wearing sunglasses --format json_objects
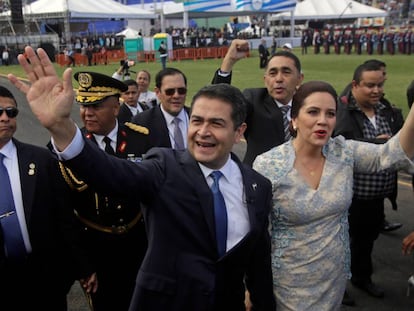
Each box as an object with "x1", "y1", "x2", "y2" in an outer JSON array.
[
  {"x1": 0, "y1": 85, "x2": 95, "y2": 309},
  {"x1": 131, "y1": 67, "x2": 190, "y2": 152}
]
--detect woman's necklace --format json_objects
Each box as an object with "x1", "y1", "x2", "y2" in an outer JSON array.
[{"x1": 297, "y1": 157, "x2": 325, "y2": 177}]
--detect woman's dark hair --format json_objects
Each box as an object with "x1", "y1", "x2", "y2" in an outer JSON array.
[{"x1": 290, "y1": 81, "x2": 338, "y2": 136}]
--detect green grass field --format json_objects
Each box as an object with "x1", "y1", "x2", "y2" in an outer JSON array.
[{"x1": 1, "y1": 48, "x2": 413, "y2": 117}]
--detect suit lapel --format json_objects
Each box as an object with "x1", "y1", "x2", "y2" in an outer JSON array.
[
  {"x1": 179, "y1": 151, "x2": 216, "y2": 246},
  {"x1": 232, "y1": 154, "x2": 259, "y2": 232},
  {"x1": 14, "y1": 140, "x2": 36, "y2": 222},
  {"x1": 242, "y1": 170, "x2": 259, "y2": 232},
  {"x1": 81, "y1": 128, "x2": 99, "y2": 145},
  {"x1": 177, "y1": 152, "x2": 261, "y2": 254},
  {"x1": 154, "y1": 106, "x2": 172, "y2": 147},
  {"x1": 123, "y1": 104, "x2": 133, "y2": 118},
  {"x1": 263, "y1": 95, "x2": 286, "y2": 143}
]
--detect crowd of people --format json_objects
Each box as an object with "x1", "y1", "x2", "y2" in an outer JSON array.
[
  {"x1": 1, "y1": 36, "x2": 414, "y2": 311},
  {"x1": 301, "y1": 27, "x2": 414, "y2": 56}
]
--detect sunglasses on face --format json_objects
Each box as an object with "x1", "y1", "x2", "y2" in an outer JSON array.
[
  {"x1": 0, "y1": 107, "x2": 19, "y2": 118},
  {"x1": 163, "y1": 88, "x2": 187, "y2": 96}
]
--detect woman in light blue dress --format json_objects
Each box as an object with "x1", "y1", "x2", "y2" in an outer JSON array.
[{"x1": 253, "y1": 81, "x2": 414, "y2": 310}]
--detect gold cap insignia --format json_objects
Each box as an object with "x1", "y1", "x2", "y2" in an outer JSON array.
[{"x1": 78, "y1": 73, "x2": 93, "y2": 89}]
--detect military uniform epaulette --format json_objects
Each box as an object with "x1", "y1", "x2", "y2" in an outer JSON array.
[{"x1": 124, "y1": 122, "x2": 150, "y2": 135}]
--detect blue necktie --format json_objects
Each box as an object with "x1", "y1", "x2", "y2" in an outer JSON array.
[
  {"x1": 210, "y1": 171, "x2": 227, "y2": 257},
  {"x1": 0, "y1": 153, "x2": 26, "y2": 260}
]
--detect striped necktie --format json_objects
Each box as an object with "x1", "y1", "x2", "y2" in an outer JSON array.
[
  {"x1": 172, "y1": 118, "x2": 185, "y2": 150},
  {"x1": 280, "y1": 105, "x2": 291, "y2": 141}
]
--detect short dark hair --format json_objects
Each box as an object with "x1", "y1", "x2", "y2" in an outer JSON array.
[
  {"x1": 291, "y1": 80, "x2": 338, "y2": 121},
  {"x1": 155, "y1": 68, "x2": 187, "y2": 89},
  {"x1": 352, "y1": 61, "x2": 384, "y2": 84},
  {"x1": 190, "y1": 84, "x2": 246, "y2": 129},
  {"x1": 363, "y1": 59, "x2": 386, "y2": 68},
  {"x1": 407, "y1": 80, "x2": 414, "y2": 109},
  {"x1": 123, "y1": 79, "x2": 139, "y2": 88},
  {"x1": 266, "y1": 50, "x2": 302, "y2": 73},
  {"x1": 0, "y1": 85, "x2": 17, "y2": 106}
]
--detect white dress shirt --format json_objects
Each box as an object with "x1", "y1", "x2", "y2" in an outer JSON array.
[
  {"x1": 93, "y1": 122, "x2": 118, "y2": 152},
  {"x1": 199, "y1": 157, "x2": 250, "y2": 252},
  {"x1": 160, "y1": 105, "x2": 188, "y2": 149}
]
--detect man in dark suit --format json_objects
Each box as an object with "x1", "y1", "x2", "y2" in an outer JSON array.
[
  {"x1": 10, "y1": 46, "x2": 276, "y2": 311},
  {"x1": 258, "y1": 39, "x2": 269, "y2": 68},
  {"x1": 0, "y1": 85, "x2": 95, "y2": 310},
  {"x1": 211, "y1": 39, "x2": 304, "y2": 166},
  {"x1": 118, "y1": 79, "x2": 150, "y2": 124},
  {"x1": 131, "y1": 67, "x2": 189, "y2": 152},
  {"x1": 60, "y1": 71, "x2": 150, "y2": 311}
]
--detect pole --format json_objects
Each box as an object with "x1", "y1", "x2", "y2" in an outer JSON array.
[{"x1": 64, "y1": 0, "x2": 71, "y2": 49}]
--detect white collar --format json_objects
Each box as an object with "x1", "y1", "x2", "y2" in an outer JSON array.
[{"x1": 93, "y1": 121, "x2": 119, "y2": 143}]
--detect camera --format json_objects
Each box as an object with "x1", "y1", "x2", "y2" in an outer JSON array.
[
  {"x1": 120, "y1": 59, "x2": 135, "y2": 70},
  {"x1": 119, "y1": 60, "x2": 136, "y2": 80}
]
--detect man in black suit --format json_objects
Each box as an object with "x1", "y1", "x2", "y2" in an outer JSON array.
[
  {"x1": 60, "y1": 71, "x2": 150, "y2": 311},
  {"x1": 118, "y1": 79, "x2": 150, "y2": 124},
  {"x1": 131, "y1": 67, "x2": 189, "y2": 152},
  {"x1": 258, "y1": 39, "x2": 269, "y2": 68},
  {"x1": 0, "y1": 85, "x2": 95, "y2": 310},
  {"x1": 212, "y1": 39, "x2": 304, "y2": 166},
  {"x1": 10, "y1": 46, "x2": 276, "y2": 311}
]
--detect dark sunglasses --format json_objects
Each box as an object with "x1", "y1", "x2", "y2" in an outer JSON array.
[
  {"x1": 0, "y1": 107, "x2": 19, "y2": 118},
  {"x1": 164, "y1": 88, "x2": 187, "y2": 96}
]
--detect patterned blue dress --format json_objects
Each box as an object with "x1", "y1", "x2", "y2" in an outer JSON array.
[{"x1": 253, "y1": 135, "x2": 413, "y2": 311}]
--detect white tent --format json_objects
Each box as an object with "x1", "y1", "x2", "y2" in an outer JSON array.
[
  {"x1": 116, "y1": 27, "x2": 141, "y2": 38},
  {"x1": 18, "y1": 0, "x2": 156, "y2": 44},
  {"x1": 23, "y1": 0, "x2": 156, "y2": 19},
  {"x1": 271, "y1": 0, "x2": 387, "y2": 21}
]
